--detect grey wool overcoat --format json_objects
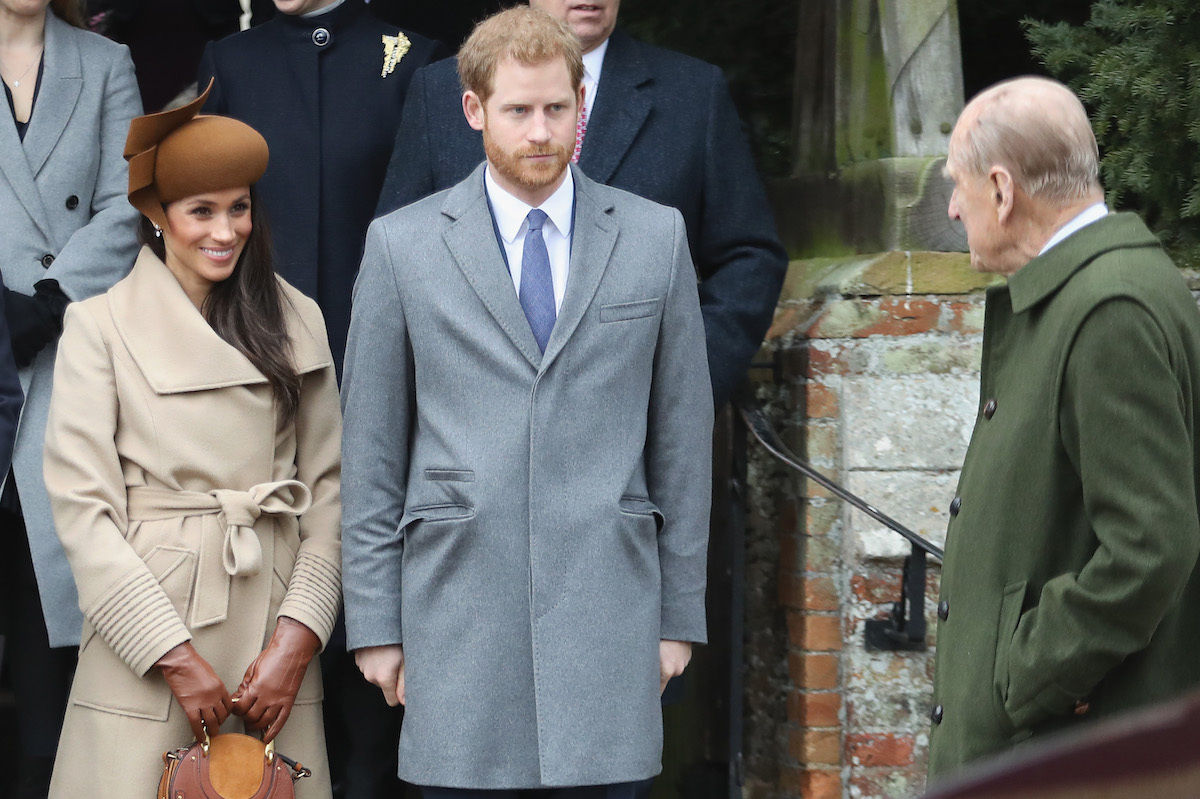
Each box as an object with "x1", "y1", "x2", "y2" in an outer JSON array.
[
  {"x1": 341, "y1": 164, "x2": 714, "y2": 789},
  {"x1": 42, "y1": 250, "x2": 342, "y2": 798},
  {"x1": 1, "y1": 8, "x2": 142, "y2": 646}
]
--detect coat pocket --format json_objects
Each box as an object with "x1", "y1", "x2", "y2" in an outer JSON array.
[
  {"x1": 424, "y1": 469, "x2": 475, "y2": 482},
  {"x1": 145, "y1": 545, "x2": 199, "y2": 623},
  {"x1": 600, "y1": 298, "x2": 660, "y2": 323},
  {"x1": 619, "y1": 495, "x2": 665, "y2": 533},
  {"x1": 71, "y1": 546, "x2": 196, "y2": 721},
  {"x1": 993, "y1": 580, "x2": 1027, "y2": 736}
]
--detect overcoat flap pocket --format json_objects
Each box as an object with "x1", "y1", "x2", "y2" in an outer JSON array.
[
  {"x1": 619, "y1": 495, "x2": 666, "y2": 532},
  {"x1": 600, "y1": 298, "x2": 660, "y2": 323}
]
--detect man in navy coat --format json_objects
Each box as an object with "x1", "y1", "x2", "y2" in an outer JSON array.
[
  {"x1": 197, "y1": 3, "x2": 444, "y2": 797},
  {"x1": 198, "y1": 0, "x2": 446, "y2": 374},
  {"x1": 376, "y1": 0, "x2": 787, "y2": 408}
]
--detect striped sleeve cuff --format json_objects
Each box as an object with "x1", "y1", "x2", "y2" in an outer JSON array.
[
  {"x1": 277, "y1": 551, "x2": 342, "y2": 647},
  {"x1": 88, "y1": 568, "x2": 191, "y2": 676}
]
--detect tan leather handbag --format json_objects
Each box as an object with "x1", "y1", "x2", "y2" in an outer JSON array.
[{"x1": 157, "y1": 733, "x2": 311, "y2": 799}]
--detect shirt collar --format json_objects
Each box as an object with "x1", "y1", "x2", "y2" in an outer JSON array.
[
  {"x1": 1038, "y1": 201, "x2": 1109, "y2": 255},
  {"x1": 582, "y1": 38, "x2": 609, "y2": 86},
  {"x1": 485, "y1": 165, "x2": 575, "y2": 245}
]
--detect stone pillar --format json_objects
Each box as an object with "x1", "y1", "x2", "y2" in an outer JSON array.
[
  {"x1": 742, "y1": 252, "x2": 996, "y2": 799},
  {"x1": 775, "y1": 0, "x2": 965, "y2": 257}
]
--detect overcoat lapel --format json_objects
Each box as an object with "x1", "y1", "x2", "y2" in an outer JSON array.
[
  {"x1": 541, "y1": 167, "x2": 616, "y2": 371},
  {"x1": 578, "y1": 30, "x2": 652, "y2": 185},
  {"x1": 441, "y1": 167, "x2": 543, "y2": 370},
  {"x1": 25, "y1": 11, "x2": 83, "y2": 178},
  {"x1": 109, "y1": 248, "x2": 330, "y2": 394},
  {"x1": 0, "y1": 12, "x2": 60, "y2": 241}
]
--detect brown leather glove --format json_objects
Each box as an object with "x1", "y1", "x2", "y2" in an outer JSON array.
[
  {"x1": 232, "y1": 616, "x2": 320, "y2": 742},
  {"x1": 156, "y1": 642, "x2": 234, "y2": 742}
]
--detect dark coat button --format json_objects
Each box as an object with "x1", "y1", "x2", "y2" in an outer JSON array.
[
  {"x1": 931, "y1": 704, "x2": 944, "y2": 724},
  {"x1": 312, "y1": 27, "x2": 330, "y2": 46},
  {"x1": 65, "y1": 195, "x2": 79, "y2": 210},
  {"x1": 949, "y1": 496, "x2": 961, "y2": 517},
  {"x1": 983, "y1": 398, "x2": 997, "y2": 419},
  {"x1": 938, "y1": 600, "x2": 949, "y2": 621},
  {"x1": 41, "y1": 254, "x2": 55, "y2": 268}
]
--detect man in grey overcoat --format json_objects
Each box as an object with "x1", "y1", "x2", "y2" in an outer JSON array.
[{"x1": 339, "y1": 7, "x2": 713, "y2": 796}]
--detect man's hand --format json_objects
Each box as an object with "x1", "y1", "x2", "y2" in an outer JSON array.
[
  {"x1": 659, "y1": 639, "x2": 692, "y2": 694},
  {"x1": 355, "y1": 645, "x2": 406, "y2": 706}
]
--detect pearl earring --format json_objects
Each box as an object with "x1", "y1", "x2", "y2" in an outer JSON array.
[{"x1": 153, "y1": 225, "x2": 162, "y2": 238}]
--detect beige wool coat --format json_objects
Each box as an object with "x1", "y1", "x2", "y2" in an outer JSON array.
[{"x1": 42, "y1": 248, "x2": 342, "y2": 798}]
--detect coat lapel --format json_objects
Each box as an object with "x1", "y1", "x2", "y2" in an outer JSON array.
[
  {"x1": 540, "y1": 166, "x2": 617, "y2": 371},
  {"x1": 0, "y1": 13, "x2": 57, "y2": 241},
  {"x1": 110, "y1": 248, "x2": 329, "y2": 394},
  {"x1": 578, "y1": 30, "x2": 652, "y2": 185},
  {"x1": 24, "y1": 11, "x2": 83, "y2": 178},
  {"x1": 441, "y1": 165, "x2": 544, "y2": 370}
]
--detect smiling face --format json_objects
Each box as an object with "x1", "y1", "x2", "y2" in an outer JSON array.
[
  {"x1": 529, "y1": 0, "x2": 619, "y2": 53},
  {"x1": 161, "y1": 186, "x2": 253, "y2": 308},
  {"x1": 464, "y1": 56, "x2": 581, "y2": 207}
]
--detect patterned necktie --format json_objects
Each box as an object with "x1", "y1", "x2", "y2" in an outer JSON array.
[
  {"x1": 572, "y1": 101, "x2": 588, "y2": 164},
  {"x1": 520, "y1": 209, "x2": 556, "y2": 352}
]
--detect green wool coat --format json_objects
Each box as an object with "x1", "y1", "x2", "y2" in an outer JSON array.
[{"x1": 928, "y1": 213, "x2": 1200, "y2": 779}]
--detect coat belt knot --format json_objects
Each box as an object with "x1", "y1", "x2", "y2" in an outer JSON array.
[
  {"x1": 210, "y1": 482, "x2": 313, "y2": 577},
  {"x1": 126, "y1": 480, "x2": 313, "y2": 628}
]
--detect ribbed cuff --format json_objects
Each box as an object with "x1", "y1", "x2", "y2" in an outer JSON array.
[
  {"x1": 88, "y1": 568, "x2": 191, "y2": 676},
  {"x1": 276, "y1": 551, "x2": 342, "y2": 648}
]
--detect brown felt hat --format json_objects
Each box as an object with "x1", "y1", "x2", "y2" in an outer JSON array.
[{"x1": 125, "y1": 80, "x2": 268, "y2": 231}]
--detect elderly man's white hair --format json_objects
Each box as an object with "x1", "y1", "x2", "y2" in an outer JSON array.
[{"x1": 951, "y1": 76, "x2": 1102, "y2": 204}]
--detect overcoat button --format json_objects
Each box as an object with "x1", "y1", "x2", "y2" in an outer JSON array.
[
  {"x1": 931, "y1": 704, "x2": 944, "y2": 724},
  {"x1": 40, "y1": 253, "x2": 55, "y2": 268},
  {"x1": 983, "y1": 398, "x2": 997, "y2": 419},
  {"x1": 65, "y1": 195, "x2": 79, "y2": 210},
  {"x1": 949, "y1": 496, "x2": 961, "y2": 517},
  {"x1": 312, "y1": 27, "x2": 330, "y2": 46},
  {"x1": 937, "y1": 600, "x2": 949, "y2": 621}
]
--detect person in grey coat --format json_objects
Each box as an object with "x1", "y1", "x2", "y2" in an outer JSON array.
[
  {"x1": 340, "y1": 7, "x2": 713, "y2": 796},
  {"x1": 0, "y1": 1, "x2": 141, "y2": 794}
]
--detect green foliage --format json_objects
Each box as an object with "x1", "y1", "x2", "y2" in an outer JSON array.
[
  {"x1": 618, "y1": 0, "x2": 796, "y2": 178},
  {"x1": 1025, "y1": 1, "x2": 1200, "y2": 261}
]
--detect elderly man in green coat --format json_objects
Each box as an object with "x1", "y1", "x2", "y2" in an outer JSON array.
[{"x1": 928, "y1": 76, "x2": 1200, "y2": 779}]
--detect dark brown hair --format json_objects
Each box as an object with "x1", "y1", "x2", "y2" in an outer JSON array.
[
  {"x1": 50, "y1": 0, "x2": 86, "y2": 28},
  {"x1": 139, "y1": 189, "x2": 301, "y2": 425}
]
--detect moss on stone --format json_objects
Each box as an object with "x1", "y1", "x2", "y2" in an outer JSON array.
[{"x1": 781, "y1": 251, "x2": 999, "y2": 302}]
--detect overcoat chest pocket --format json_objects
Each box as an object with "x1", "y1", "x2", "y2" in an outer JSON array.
[{"x1": 600, "y1": 298, "x2": 660, "y2": 323}]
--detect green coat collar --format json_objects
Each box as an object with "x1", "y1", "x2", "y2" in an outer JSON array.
[{"x1": 1008, "y1": 213, "x2": 1164, "y2": 314}]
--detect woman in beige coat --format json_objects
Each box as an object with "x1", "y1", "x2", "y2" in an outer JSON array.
[{"x1": 42, "y1": 87, "x2": 341, "y2": 798}]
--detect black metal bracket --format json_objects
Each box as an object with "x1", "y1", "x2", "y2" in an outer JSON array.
[
  {"x1": 863, "y1": 546, "x2": 928, "y2": 651},
  {"x1": 734, "y1": 391, "x2": 941, "y2": 652}
]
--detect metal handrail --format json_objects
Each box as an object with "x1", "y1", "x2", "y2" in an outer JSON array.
[
  {"x1": 733, "y1": 391, "x2": 943, "y2": 652},
  {"x1": 734, "y1": 396, "x2": 944, "y2": 560}
]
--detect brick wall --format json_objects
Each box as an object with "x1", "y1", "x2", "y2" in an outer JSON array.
[{"x1": 741, "y1": 251, "x2": 993, "y2": 799}]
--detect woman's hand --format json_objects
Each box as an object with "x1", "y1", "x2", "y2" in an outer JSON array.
[
  {"x1": 156, "y1": 642, "x2": 233, "y2": 742},
  {"x1": 232, "y1": 617, "x2": 320, "y2": 742}
]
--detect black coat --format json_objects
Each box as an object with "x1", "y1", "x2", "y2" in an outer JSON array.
[
  {"x1": 375, "y1": 30, "x2": 788, "y2": 407},
  {"x1": 198, "y1": 0, "x2": 447, "y2": 371},
  {"x1": 0, "y1": 270, "x2": 22, "y2": 476}
]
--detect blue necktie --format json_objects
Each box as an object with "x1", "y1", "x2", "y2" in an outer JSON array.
[{"x1": 520, "y1": 209, "x2": 556, "y2": 353}]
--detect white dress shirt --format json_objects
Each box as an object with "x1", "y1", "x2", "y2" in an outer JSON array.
[
  {"x1": 1039, "y1": 201, "x2": 1109, "y2": 256},
  {"x1": 581, "y1": 39, "x2": 609, "y2": 120},
  {"x1": 485, "y1": 166, "x2": 575, "y2": 313}
]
